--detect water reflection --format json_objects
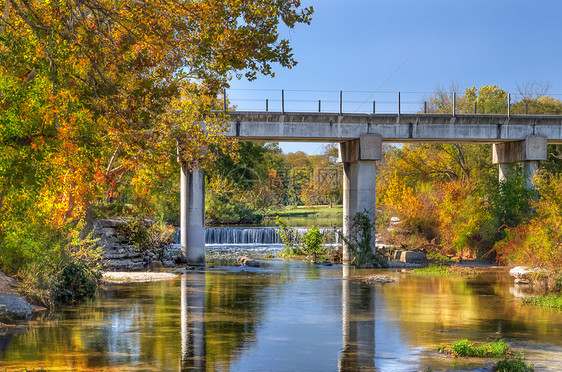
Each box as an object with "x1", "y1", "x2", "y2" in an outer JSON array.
[
  {"x1": 340, "y1": 264, "x2": 375, "y2": 371},
  {"x1": 1, "y1": 261, "x2": 562, "y2": 371},
  {"x1": 180, "y1": 273, "x2": 206, "y2": 370}
]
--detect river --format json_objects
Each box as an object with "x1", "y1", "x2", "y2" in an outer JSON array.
[{"x1": 1, "y1": 246, "x2": 561, "y2": 371}]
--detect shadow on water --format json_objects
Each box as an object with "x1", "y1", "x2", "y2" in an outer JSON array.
[{"x1": 1, "y1": 258, "x2": 561, "y2": 371}]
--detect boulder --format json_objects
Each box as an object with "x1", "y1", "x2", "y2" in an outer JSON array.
[
  {"x1": 399, "y1": 251, "x2": 427, "y2": 264},
  {"x1": 509, "y1": 266, "x2": 535, "y2": 279},
  {"x1": 0, "y1": 295, "x2": 32, "y2": 321},
  {"x1": 237, "y1": 256, "x2": 260, "y2": 267}
]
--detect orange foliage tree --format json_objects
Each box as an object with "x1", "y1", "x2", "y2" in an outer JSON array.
[
  {"x1": 495, "y1": 172, "x2": 562, "y2": 269},
  {"x1": 0, "y1": 0, "x2": 313, "y2": 275}
]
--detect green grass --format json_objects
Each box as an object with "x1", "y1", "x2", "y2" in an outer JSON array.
[
  {"x1": 411, "y1": 264, "x2": 478, "y2": 277},
  {"x1": 411, "y1": 264, "x2": 452, "y2": 276},
  {"x1": 263, "y1": 205, "x2": 343, "y2": 227},
  {"x1": 522, "y1": 294, "x2": 562, "y2": 310},
  {"x1": 440, "y1": 339, "x2": 517, "y2": 358}
]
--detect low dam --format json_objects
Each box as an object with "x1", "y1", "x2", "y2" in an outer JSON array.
[{"x1": 174, "y1": 227, "x2": 342, "y2": 245}]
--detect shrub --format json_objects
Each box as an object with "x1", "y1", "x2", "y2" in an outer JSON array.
[
  {"x1": 495, "y1": 172, "x2": 562, "y2": 269},
  {"x1": 443, "y1": 339, "x2": 516, "y2": 358},
  {"x1": 494, "y1": 358, "x2": 534, "y2": 372},
  {"x1": 118, "y1": 218, "x2": 174, "y2": 259},
  {"x1": 342, "y1": 212, "x2": 388, "y2": 268},
  {"x1": 13, "y1": 222, "x2": 102, "y2": 308},
  {"x1": 275, "y1": 217, "x2": 328, "y2": 261}
]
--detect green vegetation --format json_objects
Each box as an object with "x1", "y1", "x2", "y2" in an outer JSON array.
[
  {"x1": 13, "y1": 225, "x2": 102, "y2": 308},
  {"x1": 275, "y1": 217, "x2": 329, "y2": 262},
  {"x1": 0, "y1": 1, "x2": 312, "y2": 306},
  {"x1": 494, "y1": 357, "x2": 534, "y2": 372},
  {"x1": 411, "y1": 264, "x2": 453, "y2": 276},
  {"x1": 377, "y1": 85, "x2": 562, "y2": 273},
  {"x1": 522, "y1": 294, "x2": 562, "y2": 310},
  {"x1": 440, "y1": 339, "x2": 519, "y2": 358},
  {"x1": 411, "y1": 264, "x2": 478, "y2": 277},
  {"x1": 343, "y1": 212, "x2": 388, "y2": 269},
  {"x1": 117, "y1": 219, "x2": 175, "y2": 259}
]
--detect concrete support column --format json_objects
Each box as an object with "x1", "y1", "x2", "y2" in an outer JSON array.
[
  {"x1": 493, "y1": 136, "x2": 547, "y2": 188},
  {"x1": 339, "y1": 135, "x2": 381, "y2": 263},
  {"x1": 180, "y1": 163, "x2": 206, "y2": 266},
  {"x1": 523, "y1": 160, "x2": 540, "y2": 189},
  {"x1": 498, "y1": 163, "x2": 510, "y2": 183}
]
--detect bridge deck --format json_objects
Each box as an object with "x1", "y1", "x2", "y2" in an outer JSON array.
[{"x1": 226, "y1": 112, "x2": 562, "y2": 144}]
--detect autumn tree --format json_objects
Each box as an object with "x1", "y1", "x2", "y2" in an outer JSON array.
[{"x1": 0, "y1": 0, "x2": 313, "y2": 300}]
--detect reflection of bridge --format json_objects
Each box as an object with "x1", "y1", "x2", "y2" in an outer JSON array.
[
  {"x1": 179, "y1": 109, "x2": 562, "y2": 265},
  {"x1": 180, "y1": 269, "x2": 377, "y2": 371}
]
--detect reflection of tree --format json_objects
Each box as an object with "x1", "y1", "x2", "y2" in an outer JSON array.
[{"x1": 384, "y1": 273, "x2": 562, "y2": 350}]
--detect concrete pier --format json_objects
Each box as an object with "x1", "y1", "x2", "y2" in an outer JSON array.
[
  {"x1": 339, "y1": 135, "x2": 381, "y2": 263},
  {"x1": 493, "y1": 135, "x2": 547, "y2": 187},
  {"x1": 180, "y1": 164, "x2": 206, "y2": 265}
]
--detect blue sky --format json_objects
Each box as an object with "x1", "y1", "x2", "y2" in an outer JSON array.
[{"x1": 229, "y1": 0, "x2": 562, "y2": 154}]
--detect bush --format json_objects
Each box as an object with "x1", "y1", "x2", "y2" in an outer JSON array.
[
  {"x1": 118, "y1": 218, "x2": 174, "y2": 259},
  {"x1": 275, "y1": 217, "x2": 328, "y2": 261},
  {"x1": 494, "y1": 358, "x2": 534, "y2": 372},
  {"x1": 495, "y1": 172, "x2": 562, "y2": 269},
  {"x1": 342, "y1": 212, "x2": 388, "y2": 268},
  {"x1": 12, "y1": 222, "x2": 103, "y2": 308}
]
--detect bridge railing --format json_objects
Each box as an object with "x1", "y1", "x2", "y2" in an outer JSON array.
[{"x1": 221, "y1": 89, "x2": 562, "y2": 116}]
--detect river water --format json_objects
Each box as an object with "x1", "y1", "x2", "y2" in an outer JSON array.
[{"x1": 1, "y1": 246, "x2": 561, "y2": 371}]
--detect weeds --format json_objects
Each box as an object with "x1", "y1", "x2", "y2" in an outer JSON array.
[
  {"x1": 440, "y1": 339, "x2": 521, "y2": 358},
  {"x1": 522, "y1": 294, "x2": 562, "y2": 310}
]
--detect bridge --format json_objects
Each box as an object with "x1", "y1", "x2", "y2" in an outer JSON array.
[{"x1": 179, "y1": 106, "x2": 562, "y2": 266}]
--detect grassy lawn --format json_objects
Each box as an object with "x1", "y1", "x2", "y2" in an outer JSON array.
[{"x1": 263, "y1": 205, "x2": 343, "y2": 227}]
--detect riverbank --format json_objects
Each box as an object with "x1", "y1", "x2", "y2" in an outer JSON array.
[{"x1": 0, "y1": 271, "x2": 45, "y2": 327}]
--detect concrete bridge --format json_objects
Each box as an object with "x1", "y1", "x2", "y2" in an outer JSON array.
[{"x1": 180, "y1": 111, "x2": 562, "y2": 265}]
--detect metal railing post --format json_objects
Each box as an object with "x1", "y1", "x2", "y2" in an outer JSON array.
[
  {"x1": 373, "y1": 101, "x2": 376, "y2": 114},
  {"x1": 281, "y1": 89, "x2": 285, "y2": 114},
  {"x1": 318, "y1": 100, "x2": 321, "y2": 113},
  {"x1": 474, "y1": 102, "x2": 477, "y2": 114},
  {"x1": 525, "y1": 102, "x2": 528, "y2": 115},
  {"x1": 453, "y1": 92, "x2": 456, "y2": 116},
  {"x1": 424, "y1": 101, "x2": 427, "y2": 114},
  {"x1": 223, "y1": 88, "x2": 227, "y2": 113},
  {"x1": 398, "y1": 91, "x2": 401, "y2": 116},
  {"x1": 339, "y1": 91, "x2": 343, "y2": 115},
  {"x1": 266, "y1": 99, "x2": 269, "y2": 112},
  {"x1": 508, "y1": 93, "x2": 511, "y2": 117}
]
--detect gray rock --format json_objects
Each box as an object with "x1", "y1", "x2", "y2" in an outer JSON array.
[
  {"x1": 509, "y1": 266, "x2": 534, "y2": 279},
  {"x1": 237, "y1": 256, "x2": 260, "y2": 267},
  {"x1": 394, "y1": 250, "x2": 403, "y2": 260},
  {"x1": 399, "y1": 251, "x2": 427, "y2": 263},
  {"x1": 162, "y1": 260, "x2": 176, "y2": 268},
  {"x1": 0, "y1": 295, "x2": 32, "y2": 321}
]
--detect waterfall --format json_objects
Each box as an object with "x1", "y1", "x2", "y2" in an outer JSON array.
[{"x1": 174, "y1": 227, "x2": 342, "y2": 245}]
